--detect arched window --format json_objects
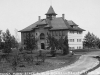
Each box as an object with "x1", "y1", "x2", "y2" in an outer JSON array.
[{"x1": 40, "y1": 33, "x2": 45, "y2": 39}]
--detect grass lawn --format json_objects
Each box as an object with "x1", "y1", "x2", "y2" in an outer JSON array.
[
  {"x1": 0, "y1": 53, "x2": 80, "y2": 73},
  {"x1": 0, "y1": 48, "x2": 99, "y2": 74}
]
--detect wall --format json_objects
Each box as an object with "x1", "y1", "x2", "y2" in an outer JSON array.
[{"x1": 68, "y1": 31, "x2": 83, "y2": 50}]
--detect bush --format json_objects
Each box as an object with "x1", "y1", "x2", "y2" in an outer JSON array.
[
  {"x1": 11, "y1": 54, "x2": 21, "y2": 72},
  {"x1": 35, "y1": 50, "x2": 46, "y2": 65},
  {"x1": 22, "y1": 53, "x2": 34, "y2": 64},
  {"x1": 3, "y1": 48, "x2": 12, "y2": 54},
  {"x1": 19, "y1": 47, "x2": 23, "y2": 52}
]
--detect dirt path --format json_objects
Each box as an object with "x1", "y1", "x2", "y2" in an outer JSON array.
[
  {"x1": 87, "y1": 67, "x2": 100, "y2": 75},
  {"x1": 33, "y1": 55, "x2": 99, "y2": 75}
]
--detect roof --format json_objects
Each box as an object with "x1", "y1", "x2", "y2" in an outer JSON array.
[
  {"x1": 67, "y1": 20, "x2": 78, "y2": 26},
  {"x1": 50, "y1": 17, "x2": 70, "y2": 30},
  {"x1": 19, "y1": 20, "x2": 43, "y2": 32},
  {"x1": 37, "y1": 19, "x2": 47, "y2": 25},
  {"x1": 45, "y1": 6, "x2": 57, "y2": 15},
  {"x1": 19, "y1": 17, "x2": 85, "y2": 32},
  {"x1": 19, "y1": 6, "x2": 85, "y2": 32}
]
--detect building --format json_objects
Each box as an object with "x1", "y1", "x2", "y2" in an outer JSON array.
[{"x1": 19, "y1": 6, "x2": 85, "y2": 50}]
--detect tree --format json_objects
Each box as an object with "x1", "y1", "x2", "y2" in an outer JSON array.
[
  {"x1": 58, "y1": 36, "x2": 69, "y2": 55},
  {"x1": 24, "y1": 36, "x2": 37, "y2": 53},
  {"x1": 83, "y1": 32, "x2": 100, "y2": 49},
  {"x1": 11, "y1": 35, "x2": 19, "y2": 48},
  {"x1": 2, "y1": 29, "x2": 12, "y2": 53},
  {"x1": 47, "y1": 34, "x2": 58, "y2": 57},
  {"x1": 0, "y1": 30, "x2": 2, "y2": 49},
  {"x1": 1, "y1": 29, "x2": 18, "y2": 53},
  {"x1": 63, "y1": 36, "x2": 69, "y2": 55}
]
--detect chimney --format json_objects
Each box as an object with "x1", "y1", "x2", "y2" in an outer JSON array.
[
  {"x1": 38, "y1": 16, "x2": 41, "y2": 21},
  {"x1": 62, "y1": 14, "x2": 65, "y2": 19}
]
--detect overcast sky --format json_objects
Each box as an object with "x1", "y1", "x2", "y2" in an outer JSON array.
[{"x1": 0, "y1": 0, "x2": 100, "y2": 41}]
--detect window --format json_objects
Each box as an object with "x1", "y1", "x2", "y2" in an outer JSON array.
[
  {"x1": 70, "y1": 31, "x2": 74, "y2": 34},
  {"x1": 73, "y1": 31, "x2": 74, "y2": 34},
  {"x1": 73, "y1": 26, "x2": 78, "y2": 29},
  {"x1": 62, "y1": 31, "x2": 65, "y2": 36},
  {"x1": 70, "y1": 31, "x2": 72, "y2": 33},
  {"x1": 79, "y1": 46, "x2": 81, "y2": 49},
  {"x1": 77, "y1": 31, "x2": 82, "y2": 34},
  {"x1": 73, "y1": 39, "x2": 74, "y2": 42},
  {"x1": 24, "y1": 39, "x2": 27, "y2": 45},
  {"x1": 69, "y1": 47, "x2": 71, "y2": 50},
  {"x1": 70, "y1": 39, "x2": 72, "y2": 42},
  {"x1": 58, "y1": 31, "x2": 60, "y2": 36},
  {"x1": 79, "y1": 32, "x2": 82, "y2": 34},
  {"x1": 69, "y1": 39, "x2": 72, "y2": 42},
  {"x1": 47, "y1": 32, "x2": 48, "y2": 35},
  {"x1": 60, "y1": 31, "x2": 62, "y2": 36},
  {"x1": 77, "y1": 39, "x2": 81, "y2": 42},
  {"x1": 69, "y1": 39, "x2": 74, "y2": 42},
  {"x1": 46, "y1": 39, "x2": 49, "y2": 43},
  {"x1": 70, "y1": 47, "x2": 74, "y2": 50},
  {"x1": 55, "y1": 31, "x2": 58, "y2": 36},
  {"x1": 53, "y1": 31, "x2": 55, "y2": 36},
  {"x1": 79, "y1": 39, "x2": 81, "y2": 42},
  {"x1": 62, "y1": 31, "x2": 63, "y2": 36},
  {"x1": 77, "y1": 46, "x2": 81, "y2": 49},
  {"x1": 36, "y1": 33, "x2": 37, "y2": 35},
  {"x1": 77, "y1": 31, "x2": 78, "y2": 34},
  {"x1": 52, "y1": 31, "x2": 54, "y2": 36},
  {"x1": 40, "y1": 33, "x2": 45, "y2": 39}
]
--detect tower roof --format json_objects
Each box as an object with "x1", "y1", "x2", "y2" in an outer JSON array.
[{"x1": 45, "y1": 6, "x2": 57, "y2": 15}]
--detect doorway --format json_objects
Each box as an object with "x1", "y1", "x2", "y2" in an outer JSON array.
[{"x1": 41, "y1": 43, "x2": 45, "y2": 49}]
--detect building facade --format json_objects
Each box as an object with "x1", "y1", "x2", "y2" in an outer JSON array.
[{"x1": 19, "y1": 6, "x2": 85, "y2": 50}]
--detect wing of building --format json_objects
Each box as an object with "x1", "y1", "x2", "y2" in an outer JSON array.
[{"x1": 19, "y1": 6, "x2": 85, "y2": 50}]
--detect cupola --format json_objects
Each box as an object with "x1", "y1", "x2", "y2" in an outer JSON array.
[{"x1": 45, "y1": 6, "x2": 57, "y2": 20}]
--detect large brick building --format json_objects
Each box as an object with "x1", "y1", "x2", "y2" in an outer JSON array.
[{"x1": 19, "y1": 6, "x2": 85, "y2": 50}]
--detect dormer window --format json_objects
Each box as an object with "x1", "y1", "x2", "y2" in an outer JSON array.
[
  {"x1": 71, "y1": 25, "x2": 78, "y2": 29},
  {"x1": 73, "y1": 26, "x2": 78, "y2": 28}
]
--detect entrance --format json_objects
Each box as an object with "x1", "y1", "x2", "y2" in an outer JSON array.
[{"x1": 41, "y1": 43, "x2": 45, "y2": 49}]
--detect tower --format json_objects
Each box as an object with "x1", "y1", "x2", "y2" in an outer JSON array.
[{"x1": 45, "y1": 6, "x2": 57, "y2": 20}]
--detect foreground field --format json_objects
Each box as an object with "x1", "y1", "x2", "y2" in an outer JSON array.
[
  {"x1": 0, "y1": 49, "x2": 100, "y2": 73},
  {"x1": 0, "y1": 50, "x2": 80, "y2": 73}
]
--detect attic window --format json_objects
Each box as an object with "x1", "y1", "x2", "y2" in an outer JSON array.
[{"x1": 72, "y1": 26, "x2": 78, "y2": 29}]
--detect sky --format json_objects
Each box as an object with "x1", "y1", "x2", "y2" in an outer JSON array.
[{"x1": 0, "y1": 0, "x2": 100, "y2": 42}]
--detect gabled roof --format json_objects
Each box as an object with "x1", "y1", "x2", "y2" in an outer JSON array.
[
  {"x1": 67, "y1": 20, "x2": 78, "y2": 26},
  {"x1": 19, "y1": 19, "x2": 46, "y2": 32},
  {"x1": 19, "y1": 21, "x2": 38, "y2": 32},
  {"x1": 19, "y1": 6, "x2": 85, "y2": 32},
  {"x1": 19, "y1": 17, "x2": 85, "y2": 32},
  {"x1": 66, "y1": 20, "x2": 85, "y2": 31},
  {"x1": 19, "y1": 19, "x2": 49, "y2": 32},
  {"x1": 45, "y1": 6, "x2": 57, "y2": 15},
  {"x1": 37, "y1": 19, "x2": 47, "y2": 25},
  {"x1": 50, "y1": 17, "x2": 70, "y2": 30}
]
